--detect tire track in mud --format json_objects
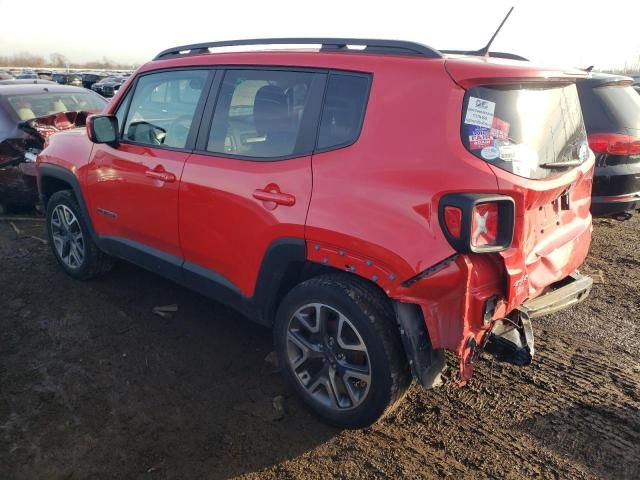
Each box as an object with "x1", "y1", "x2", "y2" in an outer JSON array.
[{"x1": 373, "y1": 329, "x2": 640, "y2": 480}]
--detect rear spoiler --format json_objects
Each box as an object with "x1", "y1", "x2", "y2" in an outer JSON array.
[{"x1": 441, "y1": 50, "x2": 529, "y2": 62}]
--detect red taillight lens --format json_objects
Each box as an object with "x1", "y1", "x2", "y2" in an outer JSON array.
[
  {"x1": 443, "y1": 206, "x2": 462, "y2": 239},
  {"x1": 588, "y1": 133, "x2": 640, "y2": 155},
  {"x1": 471, "y1": 203, "x2": 499, "y2": 247}
]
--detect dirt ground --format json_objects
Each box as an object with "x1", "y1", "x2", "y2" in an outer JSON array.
[{"x1": 0, "y1": 215, "x2": 639, "y2": 479}]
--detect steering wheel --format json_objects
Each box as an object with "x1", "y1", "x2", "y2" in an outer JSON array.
[{"x1": 165, "y1": 115, "x2": 193, "y2": 148}]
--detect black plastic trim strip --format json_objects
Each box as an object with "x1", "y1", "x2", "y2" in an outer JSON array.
[{"x1": 95, "y1": 234, "x2": 305, "y2": 326}]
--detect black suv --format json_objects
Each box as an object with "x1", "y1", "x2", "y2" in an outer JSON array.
[
  {"x1": 577, "y1": 73, "x2": 640, "y2": 216},
  {"x1": 81, "y1": 73, "x2": 108, "y2": 89}
]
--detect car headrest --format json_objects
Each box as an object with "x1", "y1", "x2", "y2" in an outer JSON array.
[{"x1": 253, "y1": 85, "x2": 288, "y2": 136}]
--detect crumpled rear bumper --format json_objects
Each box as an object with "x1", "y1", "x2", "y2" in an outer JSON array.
[{"x1": 394, "y1": 254, "x2": 593, "y2": 386}]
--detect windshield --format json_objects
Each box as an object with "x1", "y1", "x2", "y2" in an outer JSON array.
[
  {"x1": 462, "y1": 83, "x2": 588, "y2": 179},
  {"x1": 7, "y1": 92, "x2": 107, "y2": 121}
]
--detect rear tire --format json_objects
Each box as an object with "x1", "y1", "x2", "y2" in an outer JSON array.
[
  {"x1": 274, "y1": 273, "x2": 411, "y2": 428},
  {"x1": 46, "y1": 190, "x2": 114, "y2": 279}
]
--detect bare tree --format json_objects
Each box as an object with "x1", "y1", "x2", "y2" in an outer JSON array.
[{"x1": 50, "y1": 52, "x2": 68, "y2": 69}]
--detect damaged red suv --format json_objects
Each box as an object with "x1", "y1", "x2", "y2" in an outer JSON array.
[{"x1": 37, "y1": 39, "x2": 594, "y2": 428}]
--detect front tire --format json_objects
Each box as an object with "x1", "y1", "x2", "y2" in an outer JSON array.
[
  {"x1": 274, "y1": 273, "x2": 411, "y2": 428},
  {"x1": 46, "y1": 190, "x2": 113, "y2": 279}
]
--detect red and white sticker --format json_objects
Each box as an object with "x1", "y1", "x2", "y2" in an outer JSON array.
[
  {"x1": 491, "y1": 117, "x2": 510, "y2": 140},
  {"x1": 469, "y1": 130, "x2": 493, "y2": 149}
]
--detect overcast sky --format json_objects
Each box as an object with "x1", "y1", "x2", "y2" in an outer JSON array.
[{"x1": 1, "y1": 0, "x2": 638, "y2": 70}]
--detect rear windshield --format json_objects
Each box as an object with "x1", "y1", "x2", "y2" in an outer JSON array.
[
  {"x1": 592, "y1": 84, "x2": 640, "y2": 130},
  {"x1": 7, "y1": 92, "x2": 107, "y2": 121},
  {"x1": 462, "y1": 84, "x2": 588, "y2": 179}
]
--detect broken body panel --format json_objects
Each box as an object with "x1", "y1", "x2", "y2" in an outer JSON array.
[{"x1": 0, "y1": 112, "x2": 90, "y2": 210}]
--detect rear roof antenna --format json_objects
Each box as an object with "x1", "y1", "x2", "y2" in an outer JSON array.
[{"x1": 474, "y1": 6, "x2": 514, "y2": 56}]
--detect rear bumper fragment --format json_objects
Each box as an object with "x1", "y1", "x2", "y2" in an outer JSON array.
[{"x1": 518, "y1": 272, "x2": 593, "y2": 319}]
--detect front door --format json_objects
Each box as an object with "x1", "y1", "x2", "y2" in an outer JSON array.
[
  {"x1": 179, "y1": 68, "x2": 326, "y2": 297},
  {"x1": 86, "y1": 69, "x2": 211, "y2": 259}
]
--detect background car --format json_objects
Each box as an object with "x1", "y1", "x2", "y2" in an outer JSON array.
[
  {"x1": 81, "y1": 73, "x2": 108, "y2": 89},
  {"x1": 577, "y1": 73, "x2": 640, "y2": 217},
  {"x1": 91, "y1": 76, "x2": 125, "y2": 96},
  {"x1": 0, "y1": 84, "x2": 107, "y2": 211},
  {"x1": 100, "y1": 77, "x2": 126, "y2": 97},
  {"x1": 51, "y1": 73, "x2": 83, "y2": 87},
  {"x1": 16, "y1": 73, "x2": 38, "y2": 80}
]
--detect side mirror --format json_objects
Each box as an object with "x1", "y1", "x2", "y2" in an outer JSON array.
[{"x1": 87, "y1": 115, "x2": 119, "y2": 145}]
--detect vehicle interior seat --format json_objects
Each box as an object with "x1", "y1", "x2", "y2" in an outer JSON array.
[
  {"x1": 52, "y1": 99, "x2": 68, "y2": 113},
  {"x1": 16, "y1": 107, "x2": 36, "y2": 120},
  {"x1": 252, "y1": 85, "x2": 296, "y2": 156}
]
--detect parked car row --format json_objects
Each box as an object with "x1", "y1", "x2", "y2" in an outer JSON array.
[{"x1": 0, "y1": 69, "x2": 132, "y2": 98}]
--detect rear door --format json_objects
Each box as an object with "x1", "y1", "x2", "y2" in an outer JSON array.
[
  {"x1": 178, "y1": 68, "x2": 326, "y2": 297},
  {"x1": 459, "y1": 82, "x2": 594, "y2": 307},
  {"x1": 86, "y1": 69, "x2": 211, "y2": 262}
]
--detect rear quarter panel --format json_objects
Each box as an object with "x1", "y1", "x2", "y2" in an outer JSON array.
[{"x1": 306, "y1": 59, "x2": 500, "y2": 291}]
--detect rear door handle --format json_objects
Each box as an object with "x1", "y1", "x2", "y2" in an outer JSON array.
[
  {"x1": 145, "y1": 170, "x2": 176, "y2": 183},
  {"x1": 253, "y1": 189, "x2": 296, "y2": 206}
]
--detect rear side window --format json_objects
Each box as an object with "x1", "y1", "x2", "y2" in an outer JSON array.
[
  {"x1": 207, "y1": 70, "x2": 317, "y2": 159},
  {"x1": 462, "y1": 84, "x2": 588, "y2": 179},
  {"x1": 317, "y1": 74, "x2": 369, "y2": 151},
  {"x1": 122, "y1": 70, "x2": 208, "y2": 149}
]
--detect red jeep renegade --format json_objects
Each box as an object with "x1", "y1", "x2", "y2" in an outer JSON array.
[{"x1": 37, "y1": 39, "x2": 594, "y2": 428}]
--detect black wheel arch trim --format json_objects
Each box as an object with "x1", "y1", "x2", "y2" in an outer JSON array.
[
  {"x1": 393, "y1": 301, "x2": 445, "y2": 388},
  {"x1": 38, "y1": 163, "x2": 99, "y2": 242}
]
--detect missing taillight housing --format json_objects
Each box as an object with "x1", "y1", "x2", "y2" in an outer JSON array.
[
  {"x1": 438, "y1": 194, "x2": 515, "y2": 253},
  {"x1": 588, "y1": 133, "x2": 640, "y2": 156}
]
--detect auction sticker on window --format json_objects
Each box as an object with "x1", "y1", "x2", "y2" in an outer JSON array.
[
  {"x1": 464, "y1": 97, "x2": 496, "y2": 129},
  {"x1": 468, "y1": 126, "x2": 493, "y2": 149}
]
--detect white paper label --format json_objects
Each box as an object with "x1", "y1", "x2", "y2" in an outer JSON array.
[{"x1": 464, "y1": 97, "x2": 496, "y2": 128}]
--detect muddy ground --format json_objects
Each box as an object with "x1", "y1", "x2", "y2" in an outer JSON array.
[{"x1": 0, "y1": 215, "x2": 638, "y2": 479}]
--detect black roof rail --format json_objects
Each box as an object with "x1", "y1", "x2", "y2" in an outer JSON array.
[
  {"x1": 153, "y1": 38, "x2": 443, "y2": 60},
  {"x1": 440, "y1": 50, "x2": 529, "y2": 61}
]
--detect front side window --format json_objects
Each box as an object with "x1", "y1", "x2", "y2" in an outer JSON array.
[
  {"x1": 122, "y1": 70, "x2": 208, "y2": 149},
  {"x1": 207, "y1": 70, "x2": 316, "y2": 159},
  {"x1": 317, "y1": 73, "x2": 370, "y2": 150}
]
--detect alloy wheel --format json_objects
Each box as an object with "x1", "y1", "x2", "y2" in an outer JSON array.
[
  {"x1": 286, "y1": 303, "x2": 372, "y2": 410},
  {"x1": 50, "y1": 204, "x2": 85, "y2": 269}
]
